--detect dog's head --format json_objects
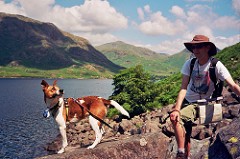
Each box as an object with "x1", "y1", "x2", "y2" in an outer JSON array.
[{"x1": 41, "y1": 80, "x2": 64, "y2": 107}]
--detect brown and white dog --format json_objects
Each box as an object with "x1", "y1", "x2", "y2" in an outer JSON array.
[{"x1": 41, "y1": 80, "x2": 130, "y2": 153}]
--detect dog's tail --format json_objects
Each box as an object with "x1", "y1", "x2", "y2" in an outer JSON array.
[
  {"x1": 110, "y1": 100, "x2": 130, "y2": 118},
  {"x1": 102, "y1": 98, "x2": 130, "y2": 118}
]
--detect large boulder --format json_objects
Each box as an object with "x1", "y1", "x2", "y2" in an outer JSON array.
[
  {"x1": 192, "y1": 116, "x2": 240, "y2": 159},
  {"x1": 40, "y1": 132, "x2": 172, "y2": 159}
]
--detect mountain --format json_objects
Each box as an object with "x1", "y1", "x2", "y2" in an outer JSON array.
[
  {"x1": 96, "y1": 41, "x2": 167, "y2": 59},
  {"x1": 163, "y1": 48, "x2": 192, "y2": 69},
  {"x1": 0, "y1": 12, "x2": 124, "y2": 78},
  {"x1": 96, "y1": 41, "x2": 191, "y2": 76}
]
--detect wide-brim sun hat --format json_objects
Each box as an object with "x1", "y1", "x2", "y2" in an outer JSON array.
[{"x1": 184, "y1": 35, "x2": 217, "y2": 56}]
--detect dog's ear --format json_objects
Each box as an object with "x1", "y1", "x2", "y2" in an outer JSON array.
[
  {"x1": 41, "y1": 80, "x2": 49, "y2": 89},
  {"x1": 53, "y1": 80, "x2": 58, "y2": 87}
]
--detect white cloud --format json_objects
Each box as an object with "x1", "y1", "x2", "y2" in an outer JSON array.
[
  {"x1": 213, "y1": 16, "x2": 240, "y2": 30},
  {"x1": 214, "y1": 34, "x2": 240, "y2": 50},
  {"x1": 143, "y1": 33, "x2": 239, "y2": 55},
  {"x1": 186, "y1": 5, "x2": 217, "y2": 27},
  {"x1": 193, "y1": 26, "x2": 214, "y2": 40},
  {"x1": 137, "y1": 4, "x2": 238, "y2": 37},
  {"x1": 144, "y1": 5, "x2": 151, "y2": 13},
  {"x1": 138, "y1": 38, "x2": 186, "y2": 55},
  {"x1": 233, "y1": 0, "x2": 240, "y2": 15},
  {"x1": 137, "y1": 8, "x2": 144, "y2": 20},
  {"x1": 18, "y1": 0, "x2": 55, "y2": 18},
  {"x1": 79, "y1": 32, "x2": 119, "y2": 46},
  {"x1": 133, "y1": 39, "x2": 185, "y2": 55},
  {"x1": 52, "y1": 0, "x2": 128, "y2": 33},
  {"x1": 170, "y1": 6, "x2": 187, "y2": 19},
  {"x1": 138, "y1": 7, "x2": 188, "y2": 36},
  {"x1": 186, "y1": 5, "x2": 240, "y2": 30},
  {"x1": 137, "y1": 5, "x2": 151, "y2": 21},
  {"x1": 128, "y1": 40, "x2": 182, "y2": 55},
  {"x1": 140, "y1": 33, "x2": 239, "y2": 55},
  {"x1": 135, "y1": 3, "x2": 239, "y2": 54},
  {"x1": 0, "y1": 1, "x2": 25, "y2": 15}
]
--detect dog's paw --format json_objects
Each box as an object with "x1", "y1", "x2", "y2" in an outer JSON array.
[
  {"x1": 87, "y1": 145, "x2": 95, "y2": 149},
  {"x1": 57, "y1": 148, "x2": 65, "y2": 154}
]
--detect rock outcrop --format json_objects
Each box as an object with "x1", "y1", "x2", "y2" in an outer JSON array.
[{"x1": 38, "y1": 85, "x2": 240, "y2": 159}]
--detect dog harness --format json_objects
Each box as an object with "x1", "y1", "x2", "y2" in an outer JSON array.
[
  {"x1": 64, "y1": 98, "x2": 69, "y2": 120},
  {"x1": 49, "y1": 98, "x2": 69, "y2": 120},
  {"x1": 49, "y1": 101, "x2": 61, "y2": 117}
]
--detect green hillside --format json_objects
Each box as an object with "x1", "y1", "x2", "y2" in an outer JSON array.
[
  {"x1": 96, "y1": 41, "x2": 191, "y2": 76},
  {"x1": 96, "y1": 41, "x2": 167, "y2": 59},
  {"x1": 164, "y1": 49, "x2": 192, "y2": 69},
  {"x1": 215, "y1": 42, "x2": 240, "y2": 80}
]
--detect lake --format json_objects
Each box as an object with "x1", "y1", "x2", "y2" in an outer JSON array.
[{"x1": 0, "y1": 78, "x2": 114, "y2": 159}]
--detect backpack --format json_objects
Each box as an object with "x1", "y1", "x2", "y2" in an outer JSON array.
[{"x1": 190, "y1": 58, "x2": 223, "y2": 98}]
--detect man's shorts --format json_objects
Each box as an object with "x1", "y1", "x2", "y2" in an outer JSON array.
[{"x1": 179, "y1": 102, "x2": 199, "y2": 135}]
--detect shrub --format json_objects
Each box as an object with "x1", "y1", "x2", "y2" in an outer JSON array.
[{"x1": 108, "y1": 65, "x2": 169, "y2": 118}]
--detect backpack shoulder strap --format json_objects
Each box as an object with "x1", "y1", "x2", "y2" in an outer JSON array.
[
  {"x1": 190, "y1": 58, "x2": 197, "y2": 77},
  {"x1": 209, "y1": 58, "x2": 223, "y2": 98},
  {"x1": 209, "y1": 58, "x2": 218, "y2": 84}
]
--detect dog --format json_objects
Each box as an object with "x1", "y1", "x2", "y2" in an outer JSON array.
[{"x1": 41, "y1": 80, "x2": 130, "y2": 153}]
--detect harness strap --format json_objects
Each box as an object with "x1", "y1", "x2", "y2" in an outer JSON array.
[
  {"x1": 64, "y1": 98, "x2": 69, "y2": 120},
  {"x1": 74, "y1": 99, "x2": 113, "y2": 129},
  {"x1": 49, "y1": 102, "x2": 61, "y2": 117}
]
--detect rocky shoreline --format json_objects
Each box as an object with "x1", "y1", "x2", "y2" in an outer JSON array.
[{"x1": 37, "y1": 84, "x2": 240, "y2": 159}]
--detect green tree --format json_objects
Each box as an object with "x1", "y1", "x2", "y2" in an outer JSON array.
[
  {"x1": 108, "y1": 65, "x2": 161, "y2": 117},
  {"x1": 154, "y1": 72, "x2": 182, "y2": 106}
]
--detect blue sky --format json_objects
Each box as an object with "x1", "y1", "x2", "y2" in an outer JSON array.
[{"x1": 0, "y1": 0, "x2": 239, "y2": 54}]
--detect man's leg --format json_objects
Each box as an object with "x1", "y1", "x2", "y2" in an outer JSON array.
[
  {"x1": 184, "y1": 124, "x2": 192, "y2": 158},
  {"x1": 172, "y1": 121, "x2": 186, "y2": 159},
  {"x1": 173, "y1": 121, "x2": 186, "y2": 149},
  {"x1": 185, "y1": 134, "x2": 191, "y2": 158},
  {"x1": 172, "y1": 103, "x2": 197, "y2": 158}
]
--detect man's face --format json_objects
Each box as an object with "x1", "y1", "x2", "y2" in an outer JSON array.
[{"x1": 192, "y1": 43, "x2": 210, "y2": 59}]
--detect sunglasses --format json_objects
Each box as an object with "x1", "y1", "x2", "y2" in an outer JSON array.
[{"x1": 191, "y1": 44, "x2": 206, "y2": 50}]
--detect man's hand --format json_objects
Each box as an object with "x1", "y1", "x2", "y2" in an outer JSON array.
[{"x1": 170, "y1": 110, "x2": 180, "y2": 125}]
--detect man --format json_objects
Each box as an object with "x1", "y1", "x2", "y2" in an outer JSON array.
[{"x1": 170, "y1": 35, "x2": 240, "y2": 159}]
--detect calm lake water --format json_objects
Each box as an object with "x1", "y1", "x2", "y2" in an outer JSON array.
[{"x1": 0, "y1": 78, "x2": 114, "y2": 159}]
